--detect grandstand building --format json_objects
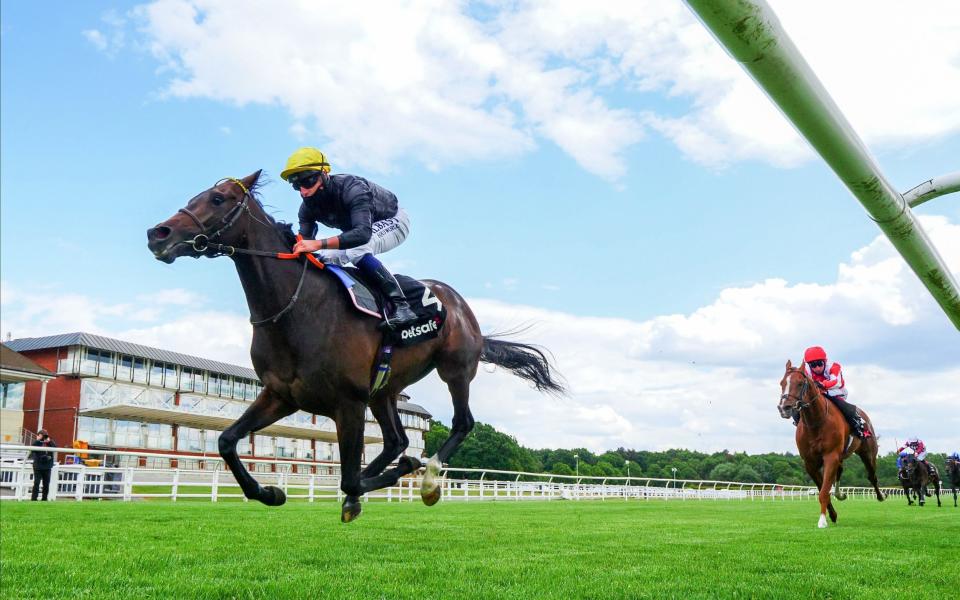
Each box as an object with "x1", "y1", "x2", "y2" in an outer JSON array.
[{"x1": 3, "y1": 333, "x2": 431, "y2": 472}]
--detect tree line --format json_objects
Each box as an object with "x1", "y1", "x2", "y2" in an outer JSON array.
[{"x1": 424, "y1": 420, "x2": 950, "y2": 487}]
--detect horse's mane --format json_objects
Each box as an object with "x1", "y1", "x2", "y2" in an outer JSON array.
[{"x1": 229, "y1": 176, "x2": 298, "y2": 248}]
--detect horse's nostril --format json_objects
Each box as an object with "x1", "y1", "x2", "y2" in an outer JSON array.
[{"x1": 149, "y1": 226, "x2": 172, "y2": 241}]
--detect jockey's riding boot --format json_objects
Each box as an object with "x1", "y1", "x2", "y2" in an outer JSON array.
[{"x1": 357, "y1": 254, "x2": 418, "y2": 329}]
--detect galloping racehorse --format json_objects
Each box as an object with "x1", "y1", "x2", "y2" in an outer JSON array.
[
  {"x1": 146, "y1": 172, "x2": 564, "y2": 521},
  {"x1": 946, "y1": 457, "x2": 960, "y2": 508},
  {"x1": 778, "y1": 361, "x2": 884, "y2": 528},
  {"x1": 900, "y1": 454, "x2": 941, "y2": 507}
]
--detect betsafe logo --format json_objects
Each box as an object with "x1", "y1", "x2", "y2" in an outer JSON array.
[{"x1": 400, "y1": 319, "x2": 439, "y2": 340}]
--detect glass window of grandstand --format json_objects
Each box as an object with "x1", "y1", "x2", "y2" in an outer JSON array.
[
  {"x1": 208, "y1": 373, "x2": 224, "y2": 397},
  {"x1": 275, "y1": 437, "x2": 296, "y2": 459},
  {"x1": 255, "y1": 435, "x2": 274, "y2": 457},
  {"x1": 178, "y1": 427, "x2": 203, "y2": 453},
  {"x1": 0, "y1": 382, "x2": 25, "y2": 409},
  {"x1": 131, "y1": 357, "x2": 147, "y2": 383},
  {"x1": 77, "y1": 417, "x2": 110, "y2": 446},
  {"x1": 81, "y1": 348, "x2": 115, "y2": 377},
  {"x1": 113, "y1": 420, "x2": 142, "y2": 447},
  {"x1": 116, "y1": 355, "x2": 133, "y2": 381},
  {"x1": 220, "y1": 376, "x2": 233, "y2": 399},
  {"x1": 145, "y1": 423, "x2": 173, "y2": 450},
  {"x1": 179, "y1": 368, "x2": 195, "y2": 392},
  {"x1": 244, "y1": 381, "x2": 258, "y2": 401},
  {"x1": 163, "y1": 363, "x2": 178, "y2": 389}
]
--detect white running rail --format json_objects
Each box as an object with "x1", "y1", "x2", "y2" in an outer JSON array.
[{"x1": 0, "y1": 445, "x2": 902, "y2": 503}]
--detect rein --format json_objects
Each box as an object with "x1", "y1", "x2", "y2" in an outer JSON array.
[{"x1": 176, "y1": 177, "x2": 326, "y2": 326}]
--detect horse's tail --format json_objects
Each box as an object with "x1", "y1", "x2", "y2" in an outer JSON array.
[{"x1": 480, "y1": 335, "x2": 565, "y2": 395}]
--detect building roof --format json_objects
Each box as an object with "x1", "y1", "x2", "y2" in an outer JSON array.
[
  {"x1": 0, "y1": 344, "x2": 56, "y2": 379},
  {"x1": 6, "y1": 332, "x2": 257, "y2": 380},
  {"x1": 5, "y1": 332, "x2": 432, "y2": 418}
]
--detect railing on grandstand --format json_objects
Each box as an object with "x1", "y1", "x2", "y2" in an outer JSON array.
[{"x1": 0, "y1": 444, "x2": 904, "y2": 503}]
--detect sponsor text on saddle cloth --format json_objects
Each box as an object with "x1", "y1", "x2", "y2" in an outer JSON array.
[{"x1": 324, "y1": 263, "x2": 447, "y2": 394}]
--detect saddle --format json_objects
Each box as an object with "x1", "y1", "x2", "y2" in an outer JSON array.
[
  {"x1": 325, "y1": 264, "x2": 447, "y2": 347},
  {"x1": 323, "y1": 264, "x2": 447, "y2": 396}
]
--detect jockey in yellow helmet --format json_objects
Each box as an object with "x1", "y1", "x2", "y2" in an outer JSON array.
[{"x1": 282, "y1": 147, "x2": 417, "y2": 329}]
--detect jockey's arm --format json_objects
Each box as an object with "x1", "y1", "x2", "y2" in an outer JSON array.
[
  {"x1": 297, "y1": 204, "x2": 319, "y2": 240},
  {"x1": 337, "y1": 179, "x2": 375, "y2": 249},
  {"x1": 820, "y1": 364, "x2": 843, "y2": 389}
]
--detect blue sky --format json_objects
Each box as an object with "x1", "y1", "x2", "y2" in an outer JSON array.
[{"x1": 2, "y1": 1, "x2": 958, "y2": 453}]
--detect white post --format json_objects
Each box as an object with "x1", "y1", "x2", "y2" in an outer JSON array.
[
  {"x1": 211, "y1": 469, "x2": 219, "y2": 502},
  {"x1": 36, "y1": 380, "x2": 49, "y2": 430},
  {"x1": 171, "y1": 469, "x2": 180, "y2": 502},
  {"x1": 308, "y1": 474, "x2": 315, "y2": 503},
  {"x1": 75, "y1": 465, "x2": 85, "y2": 501}
]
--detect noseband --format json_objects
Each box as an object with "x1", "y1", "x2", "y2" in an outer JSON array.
[{"x1": 780, "y1": 371, "x2": 810, "y2": 412}]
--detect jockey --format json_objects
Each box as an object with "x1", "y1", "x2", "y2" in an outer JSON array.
[
  {"x1": 896, "y1": 447, "x2": 914, "y2": 472},
  {"x1": 897, "y1": 438, "x2": 936, "y2": 476},
  {"x1": 801, "y1": 346, "x2": 871, "y2": 439},
  {"x1": 281, "y1": 147, "x2": 418, "y2": 329},
  {"x1": 948, "y1": 451, "x2": 960, "y2": 463}
]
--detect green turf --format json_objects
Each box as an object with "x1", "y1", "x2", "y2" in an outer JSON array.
[{"x1": 1, "y1": 498, "x2": 957, "y2": 599}]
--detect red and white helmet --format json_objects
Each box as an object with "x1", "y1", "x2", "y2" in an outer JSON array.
[{"x1": 803, "y1": 346, "x2": 827, "y2": 363}]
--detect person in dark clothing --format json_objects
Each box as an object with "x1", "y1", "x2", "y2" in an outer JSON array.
[
  {"x1": 281, "y1": 147, "x2": 418, "y2": 329},
  {"x1": 29, "y1": 429, "x2": 56, "y2": 501}
]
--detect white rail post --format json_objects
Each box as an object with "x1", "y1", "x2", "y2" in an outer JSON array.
[
  {"x1": 124, "y1": 467, "x2": 133, "y2": 501},
  {"x1": 308, "y1": 474, "x2": 315, "y2": 503},
  {"x1": 685, "y1": 0, "x2": 960, "y2": 329},
  {"x1": 172, "y1": 469, "x2": 180, "y2": 502},
  {"x1": 211, "y1": 469, "x2": 219, "y2": 503},
  {"x1": 75, "y1": 465, "x2": 85, "y2": 501}
]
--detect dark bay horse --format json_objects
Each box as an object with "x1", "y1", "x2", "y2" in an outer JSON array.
[
  {"x1": 946, "y1": 458, "x2": 959, "y2": 507},
  {"x1": 778, "y1": 361, "x2": 884, "y2": 528},
  {"x1": 146, "y1": 172, "x2": 564, "y2": 521},
  {"x1": 900, "y1": 454, "x2": 941, "y2": 507}
]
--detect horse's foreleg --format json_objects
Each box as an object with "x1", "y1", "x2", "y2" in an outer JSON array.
[
  {"x1": 335, "y1": 400, "x2": 367, "y2": 523},
  {"x1": 818, "y1": 457, "x2": 840, "y2": 528},
  {"x1": 932, "y1": 477, "x2": 941, "y2": 507},
  {"x1": 422, "y1": 374, "x2": 474, "y2": 507},
  {"x1": 218, "y1": 390, "x2": 296, "y2": 506}
]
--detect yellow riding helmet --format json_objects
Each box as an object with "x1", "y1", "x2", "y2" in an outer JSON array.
[{"x1": 280, "y1": 147, "x2": 331, "y2": 181}]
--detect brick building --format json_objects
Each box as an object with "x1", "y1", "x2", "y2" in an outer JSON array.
[{"x1": 4, "y1": 333, "x2": 431, "y2": 471}]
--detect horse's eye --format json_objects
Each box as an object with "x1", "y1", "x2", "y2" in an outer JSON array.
[{"x1": 211, "y1": 194, "x2": 225, "y2": 206}]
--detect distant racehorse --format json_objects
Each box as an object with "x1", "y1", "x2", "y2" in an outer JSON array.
[
  {"x1": 900, "y1": 454, "x2": 941, "y2": 507},
  {"x1": 946, "y1": 458, "x2": 959, "y2": 508},
  {"x1": 778, "y1": 361, "x2": 884, "y2": 528},
  {"x1": 146, "y1": 172, "x2": 564, "y2": 521}
]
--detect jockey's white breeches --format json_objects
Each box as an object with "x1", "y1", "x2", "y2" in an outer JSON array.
[{"x1": 317, "y1": 209, "x2": 410, "y2": 266}]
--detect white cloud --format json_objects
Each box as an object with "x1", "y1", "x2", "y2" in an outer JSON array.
[
  {"x1": 118, "y1": 0, "x2": 959, "y2": 175},
  {"x1": 3, "y1": 216, "x2": 957, "y2": 454}
]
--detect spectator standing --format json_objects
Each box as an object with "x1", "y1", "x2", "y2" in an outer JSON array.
[{"x1": 29, "y1": 429, "x2": 56, "y2": 501}]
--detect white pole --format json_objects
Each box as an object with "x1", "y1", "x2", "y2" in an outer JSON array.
[{"x1": 37, "y1": 380, "x2": 49, "y2": 430}]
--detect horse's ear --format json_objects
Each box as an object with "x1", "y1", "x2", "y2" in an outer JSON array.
[
  {"x1": 786, "y1": 359, "x2": 792, "y2": 370},
  {"x1": 240, "y1": 170, "x2": 262, "y2": 190}
]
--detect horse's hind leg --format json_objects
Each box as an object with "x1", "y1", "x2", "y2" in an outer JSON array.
[
  {"x1": 833, "y1": 463, "x2": 847, "y2": 501},
  {"x1": 218, "y1": 390, "x2": 296, "y2": 506},
  {"x1": 335, "y1": 399, "x2": 369, "y2": 523},
  {"x1": 354, "y1": 396, "x2": 423, "y2": 494},
  {"x1": 422, "y1": 372, "x2": 475, "y2": 507},
  {"x1": 857, "y1": 442, "x2": 885, "y2": 502}
]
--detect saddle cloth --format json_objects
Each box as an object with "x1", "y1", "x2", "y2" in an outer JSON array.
[{"x1": 325, "y1": 264, "x2": 446, "y2": 348}]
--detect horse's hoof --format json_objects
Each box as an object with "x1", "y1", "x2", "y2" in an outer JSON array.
[
  {"x1": 341, "y1": 498, "x2": 362, "y2": 523},
  {"x1": 817, "y1": 514, "x2": 828, "y2": 529},
  {"x1": 261, "y1": 486, "x2": 287, "y2": 506},
  {"x1": 421, "y1": 456, "x2": 442, "y2": 507},
  {"x1": 399, "y1": 455, "x2": 422, "y2": 473}
]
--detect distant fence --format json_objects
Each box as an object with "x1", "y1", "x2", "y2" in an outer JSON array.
[{"x1": 0, "y1": 445, "x2": 903, "y2": 503}]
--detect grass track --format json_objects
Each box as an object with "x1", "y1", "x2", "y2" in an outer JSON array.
[{"x1": 1, "y1": 498, "x2": 957, "y2": 599}]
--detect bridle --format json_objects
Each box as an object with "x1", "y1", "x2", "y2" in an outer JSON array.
[
  {"x1": 174, "y1": 177, "x2": 322, "y2": 327},
  {"x1": 780, "y1": 369, "x2": 811, "y2": 412}
]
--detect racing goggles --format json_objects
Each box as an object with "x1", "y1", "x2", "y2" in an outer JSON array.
[{"x1": 289, "y1": 170, "x2": 323, "y2": 190}]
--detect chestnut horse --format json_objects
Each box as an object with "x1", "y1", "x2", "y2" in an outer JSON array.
[
  {"x1": 146, "y1": 172, "x2": 564, "y2": 521},
  {"x1": 778, "y1": 361, "x2": 884, "y2": 528}
]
